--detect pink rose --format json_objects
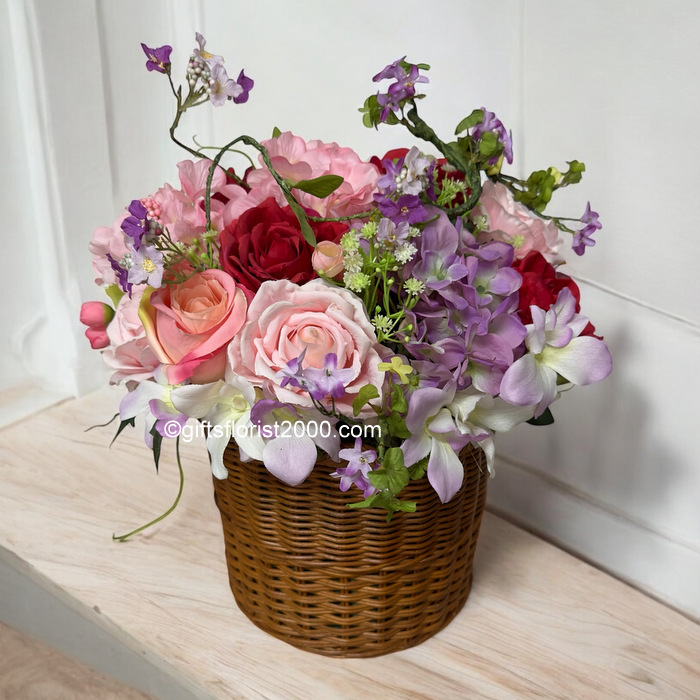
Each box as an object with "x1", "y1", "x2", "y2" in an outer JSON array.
[
  {"x1": 102, "y1": 288, "x2": 159, "y2": 385},
  {"x1": 474, "y1": 181, "x2": 563, "y2": 264},
  {"x1": 227, "y1": 279, "x2": 386, "y2": 418},
  {"x1": 223, "y1": 132, "x2": 379, "y2": 225},
  {"x1": 89, "y1": 214, "x2": 129, "y2": 286},
  {"x1": 312, "y1": 241, "x2": 344, "y2": 279},
  {"x1": 141, "y1": 269, "x2": 248, "y2": 384}
]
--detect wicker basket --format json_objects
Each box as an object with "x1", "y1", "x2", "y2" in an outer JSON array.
[{"x1": 213, "y1": 441, "x2": 488, "y2": 658}]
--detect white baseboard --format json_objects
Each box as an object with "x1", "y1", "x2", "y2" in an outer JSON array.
[{"x1": 488, "y1": 455, "x2": 700, "y2": 622}]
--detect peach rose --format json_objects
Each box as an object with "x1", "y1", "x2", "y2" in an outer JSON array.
[
  {"x1": 227, "y1": 279, "x2": 386, "y2": 418},
  {"x1": 102, "y1": 288, "x2": 159, "y2": 385},
  {"x1": 141, "y1": 269, "x2": 248, "y2": 384},
  {"x1": 312, "y1": 241, "x2": 344, "y2": 279},
  {"x1": 474, "y1": 181, "x2": 563, "y2": 264}
]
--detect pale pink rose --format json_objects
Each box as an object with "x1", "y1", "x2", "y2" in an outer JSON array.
[
  {"x1": 153, "y1": 159, "x2": 247, "y2": 243},
  {"x1": 312, "y1": 241, "x2": 344, "y2": 279},
  {"x1": 89, "y1": 214, "x2": 129, "y2": 285},
  {"x1": 141, "y1": 269, "x2": 248, "y2": 385},
  {"x1": 227, "y1": 279, "x2": 386, "y2": 418},
  {"x1": 474, "y1": 181, "x2": 563, "y2": 264},
  {"x1": 223, "y1": 132, "x2": 378, "y2": 225},
  {"x1": 102, "y1": 288, "x2": 159, "y2": 385}
]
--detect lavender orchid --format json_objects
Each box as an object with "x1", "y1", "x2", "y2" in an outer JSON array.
[{"x1": 499, "y1": 288, "x2": 613, "y2": 415}]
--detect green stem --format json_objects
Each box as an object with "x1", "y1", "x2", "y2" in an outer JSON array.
[
  {"x1": 307, "y1": 212, "x2": 373, "y2": 223},
  {"x1": 113, "y1": 437, "x2": 185, "y2": 542},
  {"x1": 204, "y1": 135, "x2": 316, "y2": 244},
  {"x1": 401, "y1": 105, "x2": 482, "y2": 214}
]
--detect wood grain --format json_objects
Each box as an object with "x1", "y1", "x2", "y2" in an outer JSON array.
[
  {"x1": 0, "y1": 620, "x2": 153, "y2": 700},
  {"x1": 0, "y1": 387, "x2": 698, "y2": 699}
]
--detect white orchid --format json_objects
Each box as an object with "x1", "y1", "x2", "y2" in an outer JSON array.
[
  {"x1": 170, "y1": 375, "x2": 263, "y2": 479},
  {"x1": 448, "y1": 389, "x2": 536, "y2": 475}
]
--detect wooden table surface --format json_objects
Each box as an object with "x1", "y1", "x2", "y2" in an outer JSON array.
[{"x1": 0, "y1": 388, "x2": 698, "y2": 700}]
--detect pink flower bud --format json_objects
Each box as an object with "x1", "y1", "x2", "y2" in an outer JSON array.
[
  {"x1": 80, "y1": 301, "x2": 115, "y2": 328},
  {"x1": 312, "y1": 241, "x2": 344, "y2": 279},
  {"x1": 85, "y1": 327, "x2": 110, "y2": 349}
]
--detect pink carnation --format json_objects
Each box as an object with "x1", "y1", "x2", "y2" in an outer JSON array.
[
  {"x1": 227, "y1": 279, "x2": 386, "y2": 418},
  {"x1": 223, "y1": 132, "x2": 378, "y2": 225},
  {"x1": 474, "y1": 181, "x2": 563, "y2": 265},
  {"x1": 102, "y1": 288, "x2": 159, "y2": 385},
  {"x1": 152, "y1": 159, "x2": 247, "y2": 243}
]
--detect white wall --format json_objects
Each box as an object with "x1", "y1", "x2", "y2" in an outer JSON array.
[
  {"x1": 488, "y1": 0, "x2": 700, "y2": 620},
  {"x1": 2, "y1": 0, "x2": 698, "y2": 618}
]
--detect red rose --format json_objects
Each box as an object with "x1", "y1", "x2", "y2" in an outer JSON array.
[
  {"x1": 514, "y1": 251, "x2": 597, "y2": 336},
  {"x1": 220, "y1": 197, "x2": 347, "y2": 294}
]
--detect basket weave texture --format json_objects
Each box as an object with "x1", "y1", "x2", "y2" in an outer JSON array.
[{"x1": 214, "y1": 441, "x2": 488, "y2": 658}]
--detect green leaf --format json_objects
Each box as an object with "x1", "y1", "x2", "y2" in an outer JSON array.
[
  {"x1": 527, "y1": 407, "x2": 555, "y2": 426},
  {"x1": 369, "y1": 447, "x2": 409, "y2": 495},
  {"x1": 415, "y1": 62, "x2": 431, "y2": 71},
  {"x1": 478, "y1": 131, "x2": 500, "y2": 157},
  {"x1": 149, "y1": 423, "x2": 163, "y2": 473},
  {"x1": 104, "y1": 284, "x2": 124, "y2": 309},
  {"x1": 390, "y1": 384, "x2": 408, "y2": 414},
  {"x1": 394, "y1": 499, "x2": 417, "y2": 513},
  {"x1": 293, "y1": 174, "x2": 345, "y2": 198},
  {"x1": 110, "y1": 417, "x2": 135, "y2": 447},
  {"x1": 408, "y1": 456, "x2": 428, "y2": 480},
  {"x1": 283, "y1": 196, "x2": 317, "y2": 246},
  {"x1": 455, "y1": 109, "x2": 485, "y2": 135},
  {"x1": 352, "y1": 384, "x2": 380, "y2": 417},
  {"x1": 386, "y1": 412, "x2": 411, "y2": 439},
  {"x1": 346, "y1": 494, "x2": 379, "y2": 509},
  {"x1": 272, "y1": 126, "x2": 282, "y2": 138}
]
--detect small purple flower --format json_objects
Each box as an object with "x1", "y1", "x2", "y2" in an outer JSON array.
[
  {"x1": 472, "y1": 108, "x2": 513, "y2": 165},
  {"x1": 208, "y1": 63, "x2": 243, "y2": 107},
  {"x1": 332, "y1": 437, "x2": 377, "y2": 497},
  {"x1": 106, "y1": 253, "x2": 133, "y2": 297},
  {"x1": 387, "y1": 64, "x2": 429, "y2": 102},
  {"x1": 232, "y1": 69, "x2": 254, "y2": 104},
  {"x1": 572, "y1": 225, "x2": 597, "y2": 256},
  {"x1": 304, "y1": 353, "x2": 355, "y2": 401},
  {"x1": 377, "y1": 218, "x2": 410, "y2": 247},
  {"x1": 572, "y1": 202, "x2": 601, "y2": 255},
  {"x1": 376, "y1": 194, "x2": 427, "y2": 224},
  {"x1": 581, "y1": 202, "x2": 602, "y2": 230},
  {"x1": 275, "y1": 349, "x2": 317, "y2": 394},
  {"x1": 377, "y1": 156, "x2": 405, "y2": 194},
  {"x1": 127, "y1": 244, "x2": 164, "y2": 288},
  {"x1": 121, "y1": 199, "x2": 148, "y2": 250},
  {"x1": 193, "y1": 32, "x2": 223, "y2": 66},
  {"x1": 377, "y1": 91, "x2": 402, "y2": 122},
  {"x1": 141, "y1": 43, "x2": 172, "y2": 74},
  {"x1": 372, "y1": 57, "x2": 407, "y2": 83}
]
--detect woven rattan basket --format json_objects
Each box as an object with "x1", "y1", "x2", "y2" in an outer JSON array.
[{"x1": 213, "y1": 441, "x2": 488, "y2": 658}]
